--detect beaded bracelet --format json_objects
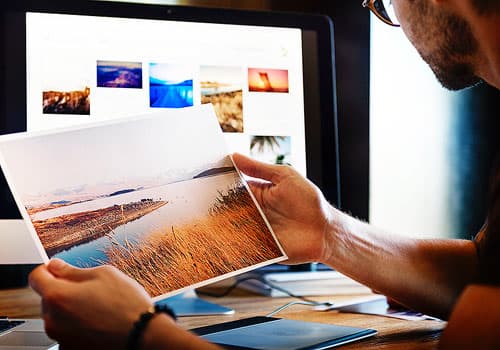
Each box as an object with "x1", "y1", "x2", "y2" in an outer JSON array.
[{"x1": 127, "y1": 304, "x2": 177, "y2": 350}]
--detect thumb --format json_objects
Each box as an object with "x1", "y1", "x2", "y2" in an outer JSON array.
[
  {"x1": 232, "y1": 153, "x2": 285, "y2": 184},
  {"x1": 47, "y1": 258, "x2": 95, "y2": 281},
  {"x1": 29, "y1": 263, "x2": 57, "y2": 295}
]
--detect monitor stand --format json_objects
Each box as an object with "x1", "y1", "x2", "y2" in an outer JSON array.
[{"x1": 155, "y1": 289, "x2": 234, "y2": 316}]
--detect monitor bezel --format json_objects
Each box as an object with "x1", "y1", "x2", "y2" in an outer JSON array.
[{"x1": 0, "y1": 0, "x2": 340, "y2": 211}]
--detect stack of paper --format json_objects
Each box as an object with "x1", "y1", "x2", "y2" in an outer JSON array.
[{"x1": 238, "y1": 270, "x2": 372, "y2": 297}]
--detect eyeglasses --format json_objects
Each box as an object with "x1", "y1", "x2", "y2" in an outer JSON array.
[{"x1": 362, "y1": 0, "x2": 400, "y2": 27}]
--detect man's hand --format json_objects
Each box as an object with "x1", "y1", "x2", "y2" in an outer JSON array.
[
  {"x1": 232, "y1": 153, "x2": 336, "y2": 265},
  {"x1": 29, "y1": 259, "x2": 159, "y2": 349},
  {"x1": 29, "y1": 259, "x2": 220, "y2": 349},
  {"x1": 233, "y1": 153, "x2": 482, "y2": 321}
]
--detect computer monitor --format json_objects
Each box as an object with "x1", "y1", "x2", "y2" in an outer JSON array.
[{"x1": 0, "y1": 0, "x2": 339, "y2": 274}]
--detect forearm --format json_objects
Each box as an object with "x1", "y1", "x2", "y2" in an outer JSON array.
[
  {"x1": 321, "y1": 208, "x2": 480, "y2": 319},
  {"x1": 142, "y1": 314, "x2": 221, "y2": 350}
]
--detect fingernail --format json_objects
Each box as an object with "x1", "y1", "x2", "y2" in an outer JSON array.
[{"x1": 48, "y1": 258, "x2": 66, "y2": 272}]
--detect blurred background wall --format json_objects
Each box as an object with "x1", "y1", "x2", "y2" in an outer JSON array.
[{"x1": 370, "y1": 18, "x2": 500, "y2": 238}]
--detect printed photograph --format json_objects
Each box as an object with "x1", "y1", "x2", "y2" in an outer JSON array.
[
  {"x1": 250, "y1": 135, "x2": 291, "y2": 165},
  {"x1": 149, "y1": 63, "x2": 194, "y2": 108},
  {"x1": 97, "y1": 60, "x2": 142, "y2": 88},
  {"x1": 248, "y1": 68, "x2": 289, "y2": 93},
  {"x1": 200, "y1": 66, "x2": 243, "y2": 133},
  {"x1": 0, "y1": 107, "x2": 284, "y2": 298}
]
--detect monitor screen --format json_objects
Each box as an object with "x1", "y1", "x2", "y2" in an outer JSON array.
[
  {"x1": 0, "y1": 1, "x2": 339, "y2": 264},
  {"x1": 25, "y1": 11, "x2": 306, "y2": 170}
]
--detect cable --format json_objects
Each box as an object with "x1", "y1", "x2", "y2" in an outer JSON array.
[
  {"x1": 197, "y1": 274, "x2": 334, "y2": 315},
  {"x1": 196, "y1": 276, "x2": 257, "y2": 298},
  {"x1": 197, "y1": 275, "x2": 317, "y2": 303},
  {"x1": 266, "y1": 301, "x2": 322, "y2": 317}
]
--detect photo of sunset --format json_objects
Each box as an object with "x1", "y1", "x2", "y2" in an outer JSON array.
[{"x1": 248, "y1": 68, "x2": 289, "y2": 93}]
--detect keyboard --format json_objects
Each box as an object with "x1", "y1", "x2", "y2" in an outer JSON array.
[{"x1": 0, "y1": 320, "x2": 25, "y2": 334}]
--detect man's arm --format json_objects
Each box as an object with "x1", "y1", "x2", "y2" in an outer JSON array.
[
  {"x1": 322, "y1": 211, "x2": 480, "y2": 319},
  {"x1": 439, "y1": 284, "x2": 500, "y2": 349},
  {"x1": 141, "y1": 314, "x2": 219, "y2": 350},
  {"x1": 233, "y1": 153, "x2": 480, "y2": 320}
]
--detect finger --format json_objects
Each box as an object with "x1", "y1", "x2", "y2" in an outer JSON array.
[
  {"x1": 232, "y1": 153, "x2": 285, "y2": 184},
  {"x1": 29, "y1": 264, "x2": 58, "y2": 296},
  {"x1": 245, "y1": 178, "x2": 271, "y2": 193},
  {"x1": 47, "y1": 258, "x2": 95, "y2": 282},
  {"x1": 41, "y1": 298, "x2": 50, "y2": 319}
]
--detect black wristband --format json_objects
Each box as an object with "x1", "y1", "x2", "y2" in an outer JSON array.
[{"x1": 127, "y1": 304, "x2": 177, "y2": 350}]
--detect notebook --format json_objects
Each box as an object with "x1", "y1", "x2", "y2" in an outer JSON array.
[
  {"x1": 191, "y1": 316, "x2": 377, "y2": 350},
  {"x1": 0, "y1": 318, "x2": 57, "y2": 350}
]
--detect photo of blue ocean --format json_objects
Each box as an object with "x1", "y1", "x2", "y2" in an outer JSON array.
[
  {"x1": 149, "y1": 63, "x2": 194, "y2": 108},
  {"x1": 96, "y1": 61, "x2": 142, "y2": 88}
]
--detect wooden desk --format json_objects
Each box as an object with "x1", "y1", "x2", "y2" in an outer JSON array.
[{"x1": 0, "y1": 287, "x2": 445, "y2": 349}]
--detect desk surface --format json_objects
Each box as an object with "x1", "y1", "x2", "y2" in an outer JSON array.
[{"x1": 0, "y1": 286, "x2": 444, "y2": 349}]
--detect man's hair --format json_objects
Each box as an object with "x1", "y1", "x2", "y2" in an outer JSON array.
[{"x1": 472, "y1": 0, "x2": 500, "y2": 15}]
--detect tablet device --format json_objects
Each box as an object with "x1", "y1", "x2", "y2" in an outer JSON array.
[{"x1": 191, "y1": 316, "x2": 377, "y2": 350}]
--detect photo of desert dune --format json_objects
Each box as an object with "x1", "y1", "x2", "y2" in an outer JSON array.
[
  {"x1": 200, "y1": 66, "x2": 243, "y2": 132},
  {"x1": 0, "y1": 106, "x2": 284, "y2": 298}
]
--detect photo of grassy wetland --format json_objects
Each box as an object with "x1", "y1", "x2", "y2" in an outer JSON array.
[
  {"x1": 0, "y1": 106, "x2": 284, "y2": 298},
  {"x1": 101, "y1": 176, "x2": 282, "y2": 295}
]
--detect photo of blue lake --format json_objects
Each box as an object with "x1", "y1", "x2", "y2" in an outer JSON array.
[
  {"x1": 97, "y1": 60, "x2": 142, "y2": 88},
  {"x1": 149, "y1": 63, "x2": 194, "y2": 108}
]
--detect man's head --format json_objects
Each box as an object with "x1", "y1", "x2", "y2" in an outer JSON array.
[{"x1": 388, "y1": 0, "x2": 500, "y2": 90}]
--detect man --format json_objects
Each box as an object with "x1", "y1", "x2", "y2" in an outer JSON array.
[{"x1": 29, "y1": 0, "x2": 500, "y2": 348}]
